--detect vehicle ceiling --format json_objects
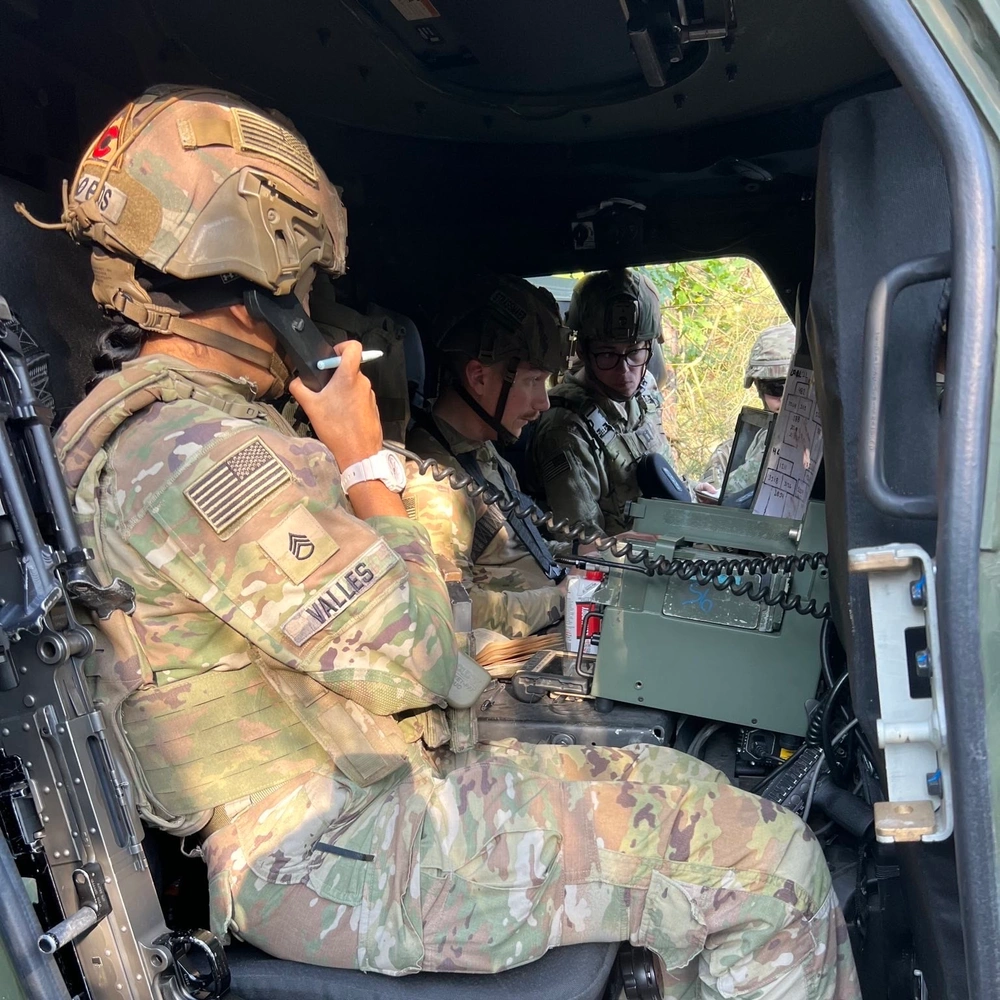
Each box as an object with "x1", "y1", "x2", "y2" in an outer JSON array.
[{"x1": 0, "y1": 0, "x2": 892, "y2": 319}]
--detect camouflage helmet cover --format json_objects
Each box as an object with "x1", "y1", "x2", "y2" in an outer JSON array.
[
  {"x1": 434, "y1": 274, "x2": 570, "y2": 375},
  {"x1": 568, "y1": 268, "x2": 661, "y2": 346},
  {"x1": 56, "y1": 85, "x2": 347, "y2": 315},
  {"x1": 744, "y1": 322, "x2": 796, "y2": 388}
]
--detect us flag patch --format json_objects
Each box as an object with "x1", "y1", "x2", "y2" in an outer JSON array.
[
  {"x1": 542, "y1": 452, "x2": 570, "y2": 483},
  {"x1": 184, "y1": 438, "x2": 290, "y2": 536}
]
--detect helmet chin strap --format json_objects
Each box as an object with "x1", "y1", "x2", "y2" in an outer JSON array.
[{"x1": 455, "y1": 356, "x2": 520, "y2": 447}]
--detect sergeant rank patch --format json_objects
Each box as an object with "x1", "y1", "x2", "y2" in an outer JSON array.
[
  {"x1": 258, "y1": 504, "x2": 340, "y2": 583},
  {"x1": 185, "y1": 437, "x2": 290, "y2": 536}
]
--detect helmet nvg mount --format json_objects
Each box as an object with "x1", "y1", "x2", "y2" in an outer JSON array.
[
  {"x1": 16, "y1": 84, "x2": 348, "y2": 395},
  {"x1": 435, "y1": 274, "x2": 570, "y2": 444},
  {"x1": 568, "y1": 269, "x2": 661, "y2": 347}
]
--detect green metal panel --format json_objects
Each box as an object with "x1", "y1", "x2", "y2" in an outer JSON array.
[
  {"x1": 592, "y1": 500, "x2": 828, "y2": 736},
  {"x1": 0, "y1": 937, "x2": 27, "y2": 1000}
]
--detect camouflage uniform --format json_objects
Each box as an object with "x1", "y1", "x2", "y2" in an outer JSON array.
[
  {"x1": 53, "y1": 355, "x2": 859, "y2": 995},
  {"x1": 702, "y1": 324, "x2": 796, "y2": 492},
  {"x1": 702, "y1": 438, "x2": 734, "y2": 492},
  {"x1": 530, "y1": 369, "x2": 676, "y2": 534},
  {"x1": 702, "y1": 428, "x2": 768, "y2": 495},
  {"x1": 406, "y1": 413, "x2": 563, "y2": 638},
  {"x1": 48, "y1": 89, "x2": 858, "y2": 995},
  {"x1": 529, "y1": 269, "x2": 679, "y2": 534}
]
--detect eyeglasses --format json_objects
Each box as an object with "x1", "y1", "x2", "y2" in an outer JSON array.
[
  {"x1": 755, "y1": 378, "x2": 786, "y2": 399},
  {"x1": 590, "y1": 346, "x2": 652, "y2": 371}
]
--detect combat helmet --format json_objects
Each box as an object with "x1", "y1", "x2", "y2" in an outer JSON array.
[
  {"x1": 16, "y1": 84, "x2": 348, "y2": 396},
  {"x1": 434, "y1": 274, "x2": 570, "y2": 444},
  {"x1": 568, "y1": 268, "x2": 661, "y2": 346},
  {"x1": 744, "y1": 322, "x2": 796, "y2": 388}
]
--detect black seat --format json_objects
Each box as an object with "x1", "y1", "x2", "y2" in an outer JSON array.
[{"x1": 227, "y1": 941, "x2": 619, "y2": 1000}]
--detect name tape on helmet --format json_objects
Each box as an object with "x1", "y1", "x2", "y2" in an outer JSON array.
[
  {"x1": 74, "y1": 174, "x2": 128, "y2": 224},
  {"x1": 489, "y1": 289, "x2": 528, "y2": 328}
]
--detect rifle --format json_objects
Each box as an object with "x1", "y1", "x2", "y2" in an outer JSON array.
[{"x1": 0, "y1": 297, "x2": 231, "y2": 1000}]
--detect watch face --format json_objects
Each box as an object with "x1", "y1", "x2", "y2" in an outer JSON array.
[{"x1": 385, "y1": 451, "x2": 407, "y2": 491}]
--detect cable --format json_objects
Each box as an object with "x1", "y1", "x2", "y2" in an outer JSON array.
[
  {"x1": 802, "y1": 751, "x2": 825, "y2": 822},
  {"x1": 820, "y1": 617, "x2": 834, "y2": 690},
  {"x1": 822, "y1": 672, "x2": 853, "y2": 786},
  {"x1": 832, "y1": 718, "x2": 858, "y2": 746},
  {"x1": 687, "y1": 722, "x2": 723, "y2": 760},
  {"x1": 393, "y1": 444, "x2": 830, "y2": 618}
]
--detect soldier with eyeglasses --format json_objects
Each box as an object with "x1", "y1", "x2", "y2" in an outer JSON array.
[{"x1": 529, "y1": 269, "x2": 686, "y2": 534}]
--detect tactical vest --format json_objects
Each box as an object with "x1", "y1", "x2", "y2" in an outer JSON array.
[
  {"x1": 548, "y1": 374, "x2": 664, "y2": 532},
  {"x1": 55, "y1": 360, "x2": 415, "y2": 833}
]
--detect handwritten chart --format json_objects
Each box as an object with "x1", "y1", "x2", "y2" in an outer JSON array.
[{"x1": 752, "y1": 366, "x2": 824, "y2": 520}]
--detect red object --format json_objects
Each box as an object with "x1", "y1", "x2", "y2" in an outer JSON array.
[
  {"x1": 92, "y1": 125, "x2": 120, "y2": 159},
  {"x1": 575, "y1": 602, "x2": 601, "y2": 638}
]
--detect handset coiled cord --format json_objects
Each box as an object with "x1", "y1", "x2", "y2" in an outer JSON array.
[{"x1": 388, "y1": 443, "x2": 830, "y2": 619}]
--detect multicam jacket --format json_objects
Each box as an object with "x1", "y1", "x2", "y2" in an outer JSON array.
[
  {"x1": 528, "y1": 371, "x2": 676, "y2": 534},
  {"x1": 405, "y1": 413, "x2": 563, "y2": 639},
  {"x1": 702, "y1": 425, "x2": 768, "y2": 496},
  {"x1": 54, "y1": 355, "x2": 458, "y2": 832}
]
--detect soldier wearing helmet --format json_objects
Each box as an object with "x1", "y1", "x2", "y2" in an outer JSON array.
[
  {"x1": 39, "y1": 89, "x2": 858, "y2": 995},
  {"x1": 45, "y1": 83, "x2": 462, "y2": 967},
  {"x1": 405, "y1": 275, "x2": 571, "y2": 638},
  {"x1": 698, "y1": 322, "x2": 796, "y2": 499},
  {"x1": 528, "y1": 269, "x2": 683, "y2": 534}
]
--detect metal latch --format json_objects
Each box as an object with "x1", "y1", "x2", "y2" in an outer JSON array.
[{"x1": 849, "y1": 543, "x2": 952, "y2": 842}]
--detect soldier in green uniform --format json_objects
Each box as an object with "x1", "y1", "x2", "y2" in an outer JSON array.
[
  {"x1": 44, "y1": 86, "x2": 858, "y2": 998},
  {"x1": 529, "y1": 270, "x2": 681, "y2": 535},
  {"x1": 405, "y1": 275, "x2": 571, "y2": 638},
  {"x1": 698, "y1": 323, "x2": 796, "y2": 500}
]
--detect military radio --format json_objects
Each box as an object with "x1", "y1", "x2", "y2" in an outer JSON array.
[{"x1": 587, "y1": 497, "x2": 828, "y2": 736}]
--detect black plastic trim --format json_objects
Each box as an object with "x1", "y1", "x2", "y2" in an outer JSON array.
[
  {"x1": 845, "y1": 1, "x2": 1000, "y2": 995},
  {"x1": 861, "y1": 251, "x2": 951, "y2": 518}
]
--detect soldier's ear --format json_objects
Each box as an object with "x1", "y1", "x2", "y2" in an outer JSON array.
[{"x1": 464, "y1": 357, "x2": 489, "y2": 396}]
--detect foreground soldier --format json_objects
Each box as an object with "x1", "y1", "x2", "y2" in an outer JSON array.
[
  {"x1": 405, "y1": 276, "x2": 569, "y2": 638},
  {"x1": 529, "y1": 269, "x2": 680, "y2": 534},
  {"x1": 699, "y1": 322, "x2": 796, "y2": 499},
  {"x1": 44, "y1": 87, "x2": 858, "y2": 997}
]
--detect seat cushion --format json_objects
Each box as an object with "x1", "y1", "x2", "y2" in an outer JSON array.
[{"x1": 227, "y1": 941, "x2": 619, "y2": 1000}]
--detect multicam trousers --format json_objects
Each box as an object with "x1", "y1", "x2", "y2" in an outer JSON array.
[{"x1": 203, "y1": 740, "x2": 860, "y2": 999}]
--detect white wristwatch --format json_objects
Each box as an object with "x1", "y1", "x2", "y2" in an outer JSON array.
[{"x1": 340, "y1": 450, "x2": 407, "y2": 494}]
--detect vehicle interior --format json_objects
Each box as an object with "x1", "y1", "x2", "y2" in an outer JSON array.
[{"x1": 0, "y1": 1, "x2": 995, "y2": 999}]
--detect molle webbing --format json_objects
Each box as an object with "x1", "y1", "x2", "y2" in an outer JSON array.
[
  {"x1": 122, "y1": 661, "x2": 327, "y2": 816},
  {"x1": 56, "y1": 362, "x2": 266, "y2": 496},
  {"x1": 549, "y1": 395, "x2": 651, "y2": 467}
]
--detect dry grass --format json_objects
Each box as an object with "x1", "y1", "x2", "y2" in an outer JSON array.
[{"x1": 641, "y1": 258, "x2": 790, "y2": 480}]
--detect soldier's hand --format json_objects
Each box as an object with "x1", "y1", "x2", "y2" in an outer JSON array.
[
  {"x1": 290, "y1": 341, "x2": 384, "y2": 470},
  {"x1": 694, "y1": 481, "x2": 720, "y2": 504}
]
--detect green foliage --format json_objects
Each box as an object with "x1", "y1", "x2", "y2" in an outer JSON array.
[{"x1": 639, "y1": 258, "x2": 789, "y2": 480}]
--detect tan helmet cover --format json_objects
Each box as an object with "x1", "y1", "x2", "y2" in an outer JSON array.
[
  {"x1": 568, "y1": 268, "x2": 661, "y2": 346},
  {"x1": 53, "y1": 85, "x2": 346, "y2": 308},
  {"x1": 435, "y1": 274, "x2": 570, "y2": 375},
  {"x1": 744, "y1": 322, "x2": 796, "y2": 388}
]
